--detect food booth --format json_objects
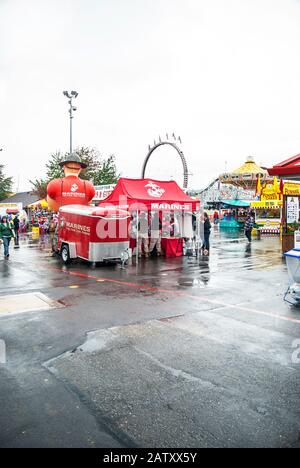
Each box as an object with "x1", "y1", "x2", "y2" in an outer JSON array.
[
  {"x1": 99, "y1": 178, "x2": 200, "y2": 258},
  {"x1": 267, "y1": 153, "x2": 300, "y2": 252},
  {"x1": 279, "y1": 182, "x2": 300, "y2": 252},
  {"x1": 250, "y1": 179, "x2": 282, "y2": 234},
  {"x1": 219, "y1": 200, "x2": 250, "y2": 229},
  {"x1": 0, "y1": 202, "x2": 23, "y2": 217}
]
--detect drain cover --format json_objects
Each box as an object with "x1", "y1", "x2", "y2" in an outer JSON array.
[{"x1": 0, "y1": 292, "x2": 63, "y2": 316}]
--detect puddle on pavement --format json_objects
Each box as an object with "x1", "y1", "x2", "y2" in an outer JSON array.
[{"x1": 13, "y1": 232, "x2": 284, "y2": 290}]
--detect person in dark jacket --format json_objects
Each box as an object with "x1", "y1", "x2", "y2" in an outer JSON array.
[
  {"x1": 0, "y1": 216, "x2": 15, "y2": 259},
  {"x1": 244, "y1": 213, "x2": 254, "y2": 242},
  {"x1": 13, "y1": 215, "x2": 20, "y2": 247},
  {"x1": 203, "y1": 212, "x2": 211, "y2": 254}
]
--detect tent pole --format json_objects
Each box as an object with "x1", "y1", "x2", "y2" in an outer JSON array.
[
  {"x1": 197, "y1": 211, "x2": 201, "y2": 259},
  {"x1": 136, "y1": 210, "x2": 139, "y2": 267}
]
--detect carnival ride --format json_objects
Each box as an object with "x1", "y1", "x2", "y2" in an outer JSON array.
[
  {"x1": 219, "y1": 156, "x2": 271, "y2": 190},
  {"x1": 215, "y1": 156, "x2": 271, "y2": 229},
  {"x1": 142, "y1": 134, "x2": 189, "y2": 189}
]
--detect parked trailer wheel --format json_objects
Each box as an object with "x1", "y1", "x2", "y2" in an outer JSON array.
[{"x1": 61, "y1": 244, "x2": 72, "y2": 264}]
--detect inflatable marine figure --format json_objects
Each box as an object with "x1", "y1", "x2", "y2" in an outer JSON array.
[{"x1": 47, "y1": 153, "x2": 95, "y2": 212}]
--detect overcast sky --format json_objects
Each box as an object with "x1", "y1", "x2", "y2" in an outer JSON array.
[{"x1": 1, "y1": 0, "x2": 300, "y2": 191}]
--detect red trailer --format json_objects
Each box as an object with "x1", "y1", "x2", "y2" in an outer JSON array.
[{"x1": 53, "y1": 204, "x2": 130, "y2": 264}]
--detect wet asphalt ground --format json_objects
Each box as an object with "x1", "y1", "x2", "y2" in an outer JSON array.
[{"x1": 0, "y1": 227, "x2": 300, "y2": 448}]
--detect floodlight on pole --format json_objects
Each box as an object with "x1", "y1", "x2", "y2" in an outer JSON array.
[{"x1": 63, "y1": 90, "x2": 78, "y2": 156}]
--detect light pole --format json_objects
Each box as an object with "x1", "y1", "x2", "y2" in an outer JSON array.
[{"x1": 63, "y1": 90, "x2": 78, "y2": 155}]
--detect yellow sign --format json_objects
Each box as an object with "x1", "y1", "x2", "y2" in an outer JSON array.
[
  {"x1": 0, "y1": 203, "x2": 22, "y2": 208},
  {"x1": 260, "y1": 179, "x2": 282, "y2": 201},
  {"x1": 251, "y1": 200, "x2": 282, "y2": 208},
  {"x1": 283, "y1": 182, "x2": 300, "y2": 196}
]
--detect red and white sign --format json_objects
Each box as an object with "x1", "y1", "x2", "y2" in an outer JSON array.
[
  {"x1": 93, "y1": 184, "x2": 116, "y2": 202},
  {"x1": 145, "y1": 181, "x2": 165, "y2": 198}
]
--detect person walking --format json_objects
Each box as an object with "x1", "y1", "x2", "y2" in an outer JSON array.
[
  {"x1": 244, "y1": 213, "x2": 254, "y2": 243},
  {"x1": 13, "y1": 214, "x2": 20, "y2": 247},
  {"x1": 213, "y1": 210, "x2": 219, "y2": 225},
  {"x1": 203, "y1": 212, "x2": 211, "y2": 255},
  {"x1": 0, "y1": 216, "x2": 15, "y2": 259},
  {"x1": 43, "y1": 218, "x2": 50, "y2": 235}
]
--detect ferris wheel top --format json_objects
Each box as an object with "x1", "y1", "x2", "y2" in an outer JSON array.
[{"x1": 142, "y1": 133, "x2": 189, "y2": 189}]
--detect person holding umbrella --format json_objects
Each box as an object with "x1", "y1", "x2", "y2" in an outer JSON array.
[{"x1": 0, "y1": 216, "x2": 15, "y2": 259}]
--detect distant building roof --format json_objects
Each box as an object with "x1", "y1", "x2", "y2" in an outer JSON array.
[
  {"x1": 0, "y1": 191, "x2": 40, "y2": 208},
  {"x1": 268, "y1": 153, "x2": 300, "y2": 178}
]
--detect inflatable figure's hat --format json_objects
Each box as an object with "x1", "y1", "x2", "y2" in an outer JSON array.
[{"x1": 59, "y1": 153, "x2": 87, "y2": 169}]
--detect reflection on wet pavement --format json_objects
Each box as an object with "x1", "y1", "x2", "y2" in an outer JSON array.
[
  {"x1": 0, "y1": 228, "x2": 287, "y2": 315},
  {"x1": 2, "y1": 228, "x2": 282, "y2": 281}
]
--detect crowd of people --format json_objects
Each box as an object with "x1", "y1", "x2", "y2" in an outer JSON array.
[
  {"x1": 0, "y1": 208, "x2": 256, "y2": 260},
  {"x1": 0, "y1": 209, "x2": 58, "y2": 260},
  {"x1": 129, "y1": 211, "x2": 191, "y2": 258},
  {"x1": 129, "y1": 211, "x2": 212, "y2": 258},
  {"x1": 30, "y1": 208, "x2": 58, "y2": 234}
]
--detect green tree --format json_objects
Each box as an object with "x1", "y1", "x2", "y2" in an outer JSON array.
[
  {"x1": 45, "y1": 147, "x2": 102, "y2": 181},
  {"x1": 0, "y1": 164, "x2": 13, "y2": 201},
  {"x1": 74, "y1": 146, "x2": 102, "y2": 181},
  {"x1": 45, "y1": 151, "x2": 64, "y2": 180},
  {"x1": 93, "y1": 155, "x2": 120, "y2": 185},
  {"x1": 29, "y1": 178, "x2": 48, "y2": 200},
  {"x1": 30, "y1": 147, "x2": 120, "y2": 195}
]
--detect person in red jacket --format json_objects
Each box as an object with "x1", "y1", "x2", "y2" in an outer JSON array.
[
  {"x1": 47, "y1": 153, "x2": 95, "y2": 212},
  {"x1": 213, "y1": 210, "x2": 219, "y2": 224}
]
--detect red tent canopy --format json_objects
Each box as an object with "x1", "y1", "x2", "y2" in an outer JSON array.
[
  {"x1": 268, "y1": 153, "x2": 300, "y2": 177},
  {"x1": 99, "y1": 178, "x2": 199, "y2": 211}
]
